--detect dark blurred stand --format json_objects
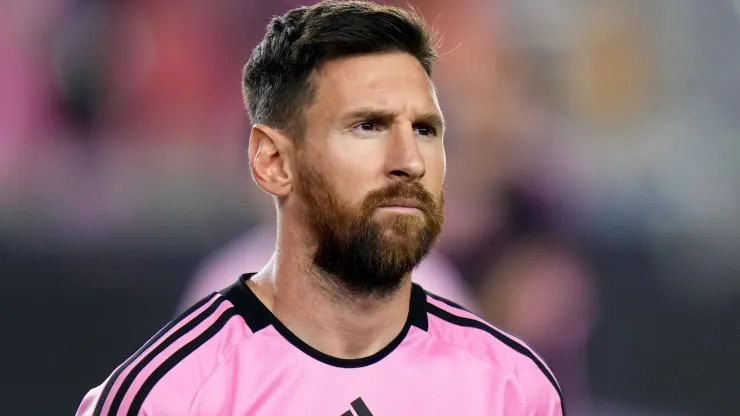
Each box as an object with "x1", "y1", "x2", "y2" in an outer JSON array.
[{"x1": 0, "y1": 221, "x2": 250, "y2": 415}]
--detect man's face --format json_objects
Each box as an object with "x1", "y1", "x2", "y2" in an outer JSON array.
[{"x1": 294, "y1": 52, "x2": 446, "y2": 297}]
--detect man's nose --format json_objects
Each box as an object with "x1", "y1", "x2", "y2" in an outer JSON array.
[{"x1": 385, "y1": 124, "x2": 426, "y2": 182}]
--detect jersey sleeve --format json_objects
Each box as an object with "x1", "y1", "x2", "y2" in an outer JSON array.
[
  {"x1": 75, "y1": 384, "x2": 103, "y2": 416},
  {"x1": 74, "y1": 294, "x2": 243, "y2": 416},
  {"x1": 74, "y1": 373, "x2": 197, "y2": 416},
  {"x1": 519, "y1": 359, "x2": 565, "y2": 416},
  {"x1": 528, "y1": 384, "x2": 563, "y2": 416},
  {"x1": 491, "y1": 370, "x2": 563, "y2": 416}
]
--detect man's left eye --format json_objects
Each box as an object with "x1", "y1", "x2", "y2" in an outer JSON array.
[{"x1": 414, "y1": 125, "x2": 436, "y2": 136}]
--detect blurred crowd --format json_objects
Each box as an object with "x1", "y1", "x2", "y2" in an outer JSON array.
[{"x1": 2, "y1": 0, "x2": 740, "y2": 415}]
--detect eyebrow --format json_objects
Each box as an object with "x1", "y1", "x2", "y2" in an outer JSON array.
[{"x1": 340, "y1": 108, "x2": 445, "y2": 133}]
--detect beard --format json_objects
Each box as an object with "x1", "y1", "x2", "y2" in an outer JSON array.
[{"x1": 296, "y1": 163, "x2": 444, "y2": 298}]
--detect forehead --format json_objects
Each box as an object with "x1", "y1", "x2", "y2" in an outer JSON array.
[{"x1": 309, "y1": 52, "x2": 440, "y2": 117}]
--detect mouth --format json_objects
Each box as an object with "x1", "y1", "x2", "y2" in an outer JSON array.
[{"x1": 377, "y1": 199, "x2": 424, "y2": 213}]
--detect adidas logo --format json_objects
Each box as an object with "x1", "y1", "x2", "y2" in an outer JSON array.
[{"x1": 340, "y1": 397, "x2": 375, "y2": 416}]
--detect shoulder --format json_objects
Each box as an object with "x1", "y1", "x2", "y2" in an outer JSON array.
[
  {"x1": 422, "y1": 289, "x2": 565, "y2": 415},
  {"x1": 76, "y1": 293, "x2": 251, "y2": 416}
]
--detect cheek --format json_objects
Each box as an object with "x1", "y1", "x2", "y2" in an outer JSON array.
[
  {"x1": 422, "y1": 145, "x2": 446, "y2": 194},
  {"x1": 330, "y1": 179, "x2": 364, "y2": 208},
  {"x1": 326, "y1": 142, "x2": 384, "y2": 201},
  {"x1": 320, "y1": 165, "x2": 371, "y2": 210},
  {"x1": 330, "y1": 139, "x2": 385, "y2": 171}
]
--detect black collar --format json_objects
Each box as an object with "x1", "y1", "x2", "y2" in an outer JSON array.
[{"x1": 219, "y1": 273, "x2": 428, "y2": 368}]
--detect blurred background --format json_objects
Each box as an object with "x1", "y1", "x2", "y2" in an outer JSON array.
[{"x1": 2, "y1": 0, "x2": 739, "y2": 414}]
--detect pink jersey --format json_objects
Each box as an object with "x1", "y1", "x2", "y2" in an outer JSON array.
[{"x1": 76, "y1": 274, "x2": 564, "y2": 416}]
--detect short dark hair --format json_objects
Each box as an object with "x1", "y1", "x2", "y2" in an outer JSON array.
[{"x1": 242, "y1": 0, "x2": 439, "y2": 141}]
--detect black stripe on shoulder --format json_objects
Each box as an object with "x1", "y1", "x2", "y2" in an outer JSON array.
[
  {"x1": 93, "y1": 293, "x2": 217, "y2": 416},
  {"x1": 126, "y1": 308, "x2": 237, "y2": 416},
  {"x1": 424, "y1": 290, "x2": 473, "y2": 314},
  {"x1": 107, "y1": 295, "x2": 227, "y2": 415},
  {"x1": 426, "y1": 302, "x2": 565, "y2": 415}
]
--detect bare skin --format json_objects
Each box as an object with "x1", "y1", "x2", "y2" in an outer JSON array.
[{"x1": 246, "y1": 52, "x2": 446, "y2": 359}]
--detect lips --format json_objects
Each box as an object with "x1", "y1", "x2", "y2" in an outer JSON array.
[{"x1": 379, "y1": 199, "x2": 424, "y2": 210}]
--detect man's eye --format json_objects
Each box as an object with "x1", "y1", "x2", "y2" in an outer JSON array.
[
  {"x1": 354, "y1": 122, "x2": 381, "y2": 132},
  {"x1": 414, "y1": 124, "x2": 437, "y2": 136}
]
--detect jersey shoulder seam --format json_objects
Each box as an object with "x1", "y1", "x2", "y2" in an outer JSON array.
[
  {"x1": 420, "y1": 321, "x2": 509, "y2": 372},
  {"x1": 425, "y1": 300, "x2": 563, "y2": 399},
  {"x1": 133, "y1": 304, "x2": 238, "y2": 415},
  {"x1": 186, "y1": 335, "x2": 253, "y2": 415}
]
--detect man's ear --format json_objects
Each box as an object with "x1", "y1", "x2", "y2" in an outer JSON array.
[{"x1": 248, "y1": 124, "x2": 294, "y2": 198}]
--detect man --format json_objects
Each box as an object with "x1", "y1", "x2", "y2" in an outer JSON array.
[{"x1": 76, "y1": 1, "x2": 564, "y2": 415}]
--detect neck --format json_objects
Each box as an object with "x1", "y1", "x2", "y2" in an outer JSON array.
[{"x1": 248, "y1": 220, "x2": 413, "y2": 360}]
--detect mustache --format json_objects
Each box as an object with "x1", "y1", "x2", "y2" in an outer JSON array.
[{"x1": 362, "y1": 182, "x2": 436, "y2": 214}]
